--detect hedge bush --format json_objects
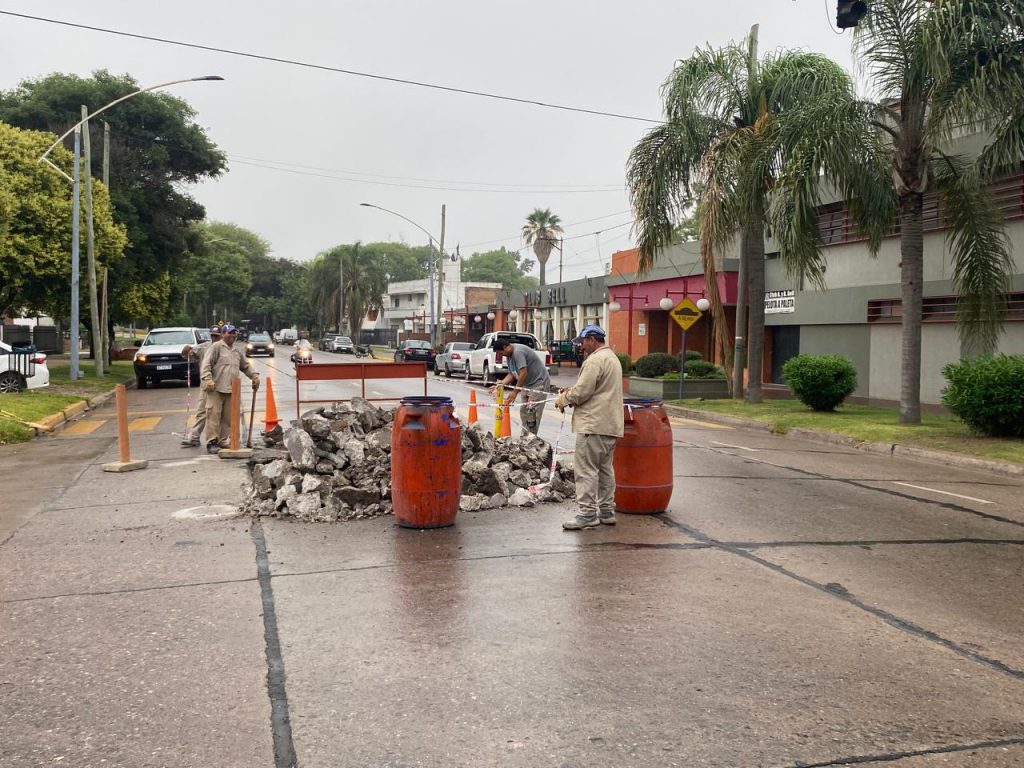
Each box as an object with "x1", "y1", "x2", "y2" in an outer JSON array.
[
  {"x1": 685, "y1": 359, "x2": 725, "y2": 378},
  {"x1": 613, "y1": 352, "x2": 632, "y2": 374},
  {"x1": 685, "y1": 349, "x2": 703, "y2": 362},
  {"x1": 941, "y1": 355, "x2": 1024, "y2": 437},
  {"x1": 782, "y1": 354, "x2": 857, "y2": 411},
  {"x1": 634, "y1": 352, "x2": 680, "y2": 378}
]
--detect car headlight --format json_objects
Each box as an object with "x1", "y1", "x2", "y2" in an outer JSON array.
[
  {"x1": 136, "y1": 354, "x2": 147, "y2": 363},
  {"x1": 246, "y1": 343, "x2": 253, "y2": 349},
  {"x1": 267, "y1": 343, "x2": 274, "y2": 349}
]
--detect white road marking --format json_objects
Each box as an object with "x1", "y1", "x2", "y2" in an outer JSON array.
[
  {"x1": 371, "y1": 390, "x2": 384, "y2": 396},
  {"x1": 710, "y1": 441, "x2": 761, "y2": 452},
  {"x1": 172, "y1": 504, "x2": 241, "y2": 520},
  {"x1": 893, "y1": 482, "x2": 994, "y2": 504}
]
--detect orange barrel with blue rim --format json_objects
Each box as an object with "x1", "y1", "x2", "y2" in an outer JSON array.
[
  {"x1": 391, "y1": 396, "x2": 462, "y2": 528},
  {"x1": 613, "y1": 398, "x2": 673, "y2": 514}
]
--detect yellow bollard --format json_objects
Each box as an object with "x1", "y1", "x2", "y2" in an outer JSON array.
[{"x1": 220, "y1": 377, "x2": 254, "y2": 459}]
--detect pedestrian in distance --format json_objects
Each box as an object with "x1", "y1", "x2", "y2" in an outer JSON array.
[
  {"x1": 179, "y1": 326, "x2": 222, "y2": 447},
  {"x1": 554, "y1": 324, "x2": 624, "y2": 530},
  {"x1": 200, "y1": 324, "x2": 259, "y2": 454},
  {"x1": 488, "y1": 336, "x2": 551, "y2": 435}
]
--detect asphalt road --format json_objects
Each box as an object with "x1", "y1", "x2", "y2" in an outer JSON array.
[{"x1": 2, "y1": 351, "x2": 1023, "y2": 767}]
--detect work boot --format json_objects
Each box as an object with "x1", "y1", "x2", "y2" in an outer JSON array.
[
  {"x1": 180, "y1": 436, "x2": 199, "y2": 447},
  {"x1": 599, "y1": 513, "x2": 617, "y2": 526},
  {"x1": 206, "y1": 441, "x2": 220, "y2": 455},
  {"x1": 562, "y1": 515, "x2": 600, "y2": 531}
]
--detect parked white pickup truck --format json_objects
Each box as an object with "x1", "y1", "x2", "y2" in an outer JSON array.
[{"x1": 466, "y1": 332, "x2": 552, "y2": 385}]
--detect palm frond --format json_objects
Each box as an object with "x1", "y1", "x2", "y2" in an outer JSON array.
[
  {"x1": 855, "y1": 0, "x2": 932, "y2": 102},
  {"x1": 932, "y1": 154, "x2": 1014, "y2": 353},
  {"x1": 662, "y1": 41, "x2": 749, "y2": 125}
]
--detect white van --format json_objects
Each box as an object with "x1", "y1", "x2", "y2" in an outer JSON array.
[{"x1": 275, "y1": 328, "x2": 299, "y2": 345}]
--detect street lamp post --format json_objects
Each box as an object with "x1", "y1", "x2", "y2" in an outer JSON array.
[
  {"x1": 360, "y1": 203, "x2": 450, "y2": 347},
  {"x1": 39, "y1": 75, "x2": 223, "y2": 380}
]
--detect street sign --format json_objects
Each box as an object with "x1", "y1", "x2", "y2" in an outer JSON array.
[{"x1": 669, "y1": 297, "x2": 702, "y2": 331}]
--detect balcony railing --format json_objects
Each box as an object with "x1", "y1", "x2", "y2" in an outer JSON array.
[{"x1": 867, "y1": 292, "x2": 1024, "y2": 323}]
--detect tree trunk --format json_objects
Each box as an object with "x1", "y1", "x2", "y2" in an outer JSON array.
[
  {"x1": 745, "y1": 216, "x2": 766, "y2": 403},
  {"x1": 538, "y1": 256, "x2": 547, "y2": 287},
  {"x1": 701, "y1": 235, "x2": 732, "y2": 382},
  {"x1": 899, "y1": 191, "x2": 924, "y2": 424}
]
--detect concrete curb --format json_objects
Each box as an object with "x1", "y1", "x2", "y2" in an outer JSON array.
[
  {"x1": 664, "y1": 404, "x2": 1024, "y2": 479},
  {"x1": 30, "y1": 382, "x2": 130, "y2": 436}
]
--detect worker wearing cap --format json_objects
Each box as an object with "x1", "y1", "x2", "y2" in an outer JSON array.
[
  {"x1": 554, "y1": 324, "x2": 624, "y2": 530},
  {"x1": 489, "y1": 336, "x2": 551, "y2": 435},
  {"x1": 200, "y1": 324, "x2": 259, "y2": 454},
  {"x1": 179, "y1": 326, "x2": 222, "y2": 447}
]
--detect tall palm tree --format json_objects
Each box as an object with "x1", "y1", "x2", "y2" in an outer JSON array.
[
  {"x1": 310, "y1": 243, "x2": 388, "y2": 338},
  {"x1": 521, "y1": 208, "x2": 564, "y2": 286},
  {"x1": 844, "y1": 0, "x2": 1021, "y2": 423},
  {"x1": 628, "y1": 26, "x2": 888, "y2": 402}
]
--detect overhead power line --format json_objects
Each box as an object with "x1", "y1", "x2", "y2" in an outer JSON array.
[{"x1": 0, "y1": 10, "x2": 662, "y2": 124}]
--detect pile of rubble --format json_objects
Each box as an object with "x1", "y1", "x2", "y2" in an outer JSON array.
[{"x1": 243, "y1": 397, "x2": 575, "y2": 523}]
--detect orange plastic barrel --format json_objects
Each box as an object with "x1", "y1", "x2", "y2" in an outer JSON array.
[
  {"x1": 613, "y1": 398, "x2": 673, "y2": 514},
  {"x1": 391, "y1": 396, "x2": 462, "y2": 528}
]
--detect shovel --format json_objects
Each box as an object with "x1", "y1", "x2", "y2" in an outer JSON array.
[{"x1": 246, "y1": 386, "x2": 257, "y2": 448}]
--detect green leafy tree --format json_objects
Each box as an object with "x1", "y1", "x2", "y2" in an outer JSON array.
[
  {"x1": 0, "y1": 121, "x2": 127, "y2": 319},
  {"x1": 0, "y1": 70, "x2": 226, "y2": 323},
  {"x1": 521, "y1": 208, "x2": 563, "y2": 286},
  {"x1": 360, "y1": 242, "x2": 431, "y2": 282},
  {"x1": 627, "y1": 28, "x2": 889, "y2": 405},
  {"x1": 461, "y1": 247, "x2": 539, "y2": 290}
]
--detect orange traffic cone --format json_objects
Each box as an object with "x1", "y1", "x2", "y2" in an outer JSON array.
[
  {"x1": 468, "y1": 390, "x2": 478, "y2": 424},
  {"x1": 262, "y1": 376, "x2": 280, "y2": 431},
  {"x1": 502, "y1": 404, "x2": 512, "y2": 437}
]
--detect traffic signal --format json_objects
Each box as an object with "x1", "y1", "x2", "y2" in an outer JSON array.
[{"x1": 837, "y1": 0, "x2": 867, "y2": 28}]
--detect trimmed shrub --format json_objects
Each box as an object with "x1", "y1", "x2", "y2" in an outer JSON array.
[
  {"x1": 685, "y1": 359, "x2": 725, "y2": 378},
  {"x1": 685, "y1": 350, "x2": 703, "y2": 362},
  {"x1": 942, "y1": 355, "x2": 1024, "y2": 437},
  {"x1": 782, "y1": 354, "x2": 857, "y2": 411},
  {"x1": 634, "y1": 352, "x2": 680, "y2": 378},
  {"x1": 613, "y1": 352, "x2": 632, "y2": 374}
]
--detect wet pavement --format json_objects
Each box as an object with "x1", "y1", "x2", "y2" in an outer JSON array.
[{"x1": 2, "y1": 357, "x2": 1024, "y2": 767}]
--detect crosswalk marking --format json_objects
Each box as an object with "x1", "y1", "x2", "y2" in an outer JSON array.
[
  {"x1": 63, "y1": 419, "x2": 106, "y2": 436},
  {"x1": 128, "y1": 417, "x2": 162, "y2": 432}
]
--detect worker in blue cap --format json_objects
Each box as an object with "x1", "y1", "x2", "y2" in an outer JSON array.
[
  {"x1": 554, "y1": 324, "x2": 624, "y2": 530},
  {"x1": 179, "y1": 326, "x2": 222, "y2": 447},
  {"x1": 200, "y1": 324, "x2": 259, "y2": 454}
]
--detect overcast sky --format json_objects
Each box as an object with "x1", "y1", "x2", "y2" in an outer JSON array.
[{"x1": 1, "y1": 1, "x2": 858, "y2": 282}]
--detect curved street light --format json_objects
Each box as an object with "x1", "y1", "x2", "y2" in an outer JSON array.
[{"x1": 38, "y1": 74, "x2": 224, "y2": 380}]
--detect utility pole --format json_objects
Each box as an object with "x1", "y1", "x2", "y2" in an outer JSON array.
[
  {"x1": 338, "y1": 252, "x2": 344, "y2": 333},
  {"x1": 559, "y1": 237, "x2": 564, "y2": 283},
  {"x1": 732, "y1": 23, "x2": 757, "y2": 400},
  {"x1": 70, "y1": 128, "x2": 82, "y2": 381},
  {"x1": 101, "y1": 121, "x2": 110, "y2": 368},
  {"x1": 435, "y1": 204, "x2": 446, "y2": 347},
  {"x1": 427, "y1": 239, "x2": 435, "y2": 340},
  {"x1": 81, "y1": 106, "x2": 103, "y2": 376}
]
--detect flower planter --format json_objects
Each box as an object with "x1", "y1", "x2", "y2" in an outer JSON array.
[{"x1": 627, "y1": 376, "x2": 730, "y2": 400}]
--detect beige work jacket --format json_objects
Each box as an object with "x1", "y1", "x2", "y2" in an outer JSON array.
[
  {"x1": 566, "y1": 345, "x2": 624, "y2": 437},
  {"x1": 200, "y1": 340, "x2": 255, "y2": 394}
]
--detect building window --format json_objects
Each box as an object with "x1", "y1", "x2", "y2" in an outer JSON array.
[
  {"x1": 868, "y1": 292, "x2": 1024, "y2": 323},
  {"x1": 583, "y1": 304, "x2": 602, "y2": 326}
]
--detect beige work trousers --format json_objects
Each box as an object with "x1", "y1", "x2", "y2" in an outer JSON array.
[
  {"x1": 186, "y1": 389, "x2": 208, "y2": 441},
  {"x1": 573, "y1": 433, "x2": 618, "y2": 521},
  {"x1": 204, "y1": 389, "x2": 234, "y2": 447},
  {"x1": 519, "y1": 389, "x2": 547, "y2": 435}
]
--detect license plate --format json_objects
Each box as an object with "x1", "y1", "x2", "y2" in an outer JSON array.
[{"x1": 156, "y1": 364, "x2": 172, "y2": 371}]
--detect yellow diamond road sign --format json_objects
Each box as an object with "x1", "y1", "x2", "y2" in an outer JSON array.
[{"x1": 670, "y1": 297, "x2": 702, "y2": 331}]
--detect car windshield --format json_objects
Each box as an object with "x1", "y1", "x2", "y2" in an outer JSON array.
[
  {"x1": 250, "y1": 333, "x2": 271, "y2": 342},
  {"x1": 144, "y1": 330, "x2": 195, "y2": 346},
  {"x1": 452, "y1": 343, "x2": 474, "y2": 351},
  {"x1": 196, "y1": 330, "x2": 211, "y2": 342},
  {"x1": 337, "y1": 337, "x2": 352, "y2": 343}
]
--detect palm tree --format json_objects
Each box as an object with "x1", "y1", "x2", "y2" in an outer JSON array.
[
  {"x1": 521, "y1": 208, "x2": 564, "y2": 286},
  {"x1": 845, "y1": 0, "x2": 1021, "y2": 423},
  {"x1": 627, "y1": 26, "x2": 888, "y2": 402},
  {"x1": 309, "y1": 243, "x2": 388, "y2": 338}
]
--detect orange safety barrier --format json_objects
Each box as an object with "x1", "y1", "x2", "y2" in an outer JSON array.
[
  {"x1": 294, "y1": 361, "x2": 427, "y2": 420},
  {"x1": 262, "y1": 376, "x2": 280, "y2": 431},
  {"x1": 468, "y1": 390, "x2": 478, "y2": 424},
  {"x1": 501, "y1": 404, "x2": 512, "y2": 437}
]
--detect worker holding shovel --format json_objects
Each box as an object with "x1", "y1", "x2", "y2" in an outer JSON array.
[{"x1": 199, "y1": 324, "x2": 259, "y2": 454}]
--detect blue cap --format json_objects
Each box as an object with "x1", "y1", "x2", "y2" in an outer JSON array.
[
  {"x1": 572, "y1": 324, "x2": 606, "y2": 343},
  {"x1": 221, "y1": 324, "x2": 237, "y2": 333}
]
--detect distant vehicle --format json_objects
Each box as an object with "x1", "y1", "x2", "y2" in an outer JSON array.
[
  {"x1": 548, "y1": 338, "x2": 584, "y2": 367},
  {"x1": 0, "y1": 340, "x2": 49, "y2": 393},
  {"x1": 275, "y1": 328, "x2": 298, "y2": 345},
  {"x1": 330, "y1": 336, "x2": 355, "y2": 354},
  {"x1": 133, "y1": 327, "x2": 209, "y2": 388},
  {"x1": 318, "y1": 334, "x2": 340, "y2": 351},
  {"x1": 290, "y1": 338, "x2": 314, "y2": 365},
  {"x1": 466, "y1": 332, "x2": 551, "y2": 384},
  {"x1": 354, "y1": 344, "x2": 370, "y2": 358},
  {"x1": 434, "y1": 341, "x2": 476, "y2": 378},
  {"x1": 245, "y1": 332, "x2": 275, "y2": 357},
  {"x1": 394, "y1": 340, "x2": 434, "y2": 368}
]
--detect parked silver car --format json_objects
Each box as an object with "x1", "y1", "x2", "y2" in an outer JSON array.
[{"x1": 434, "y1": 341, "x2": 476, "y2": 377}]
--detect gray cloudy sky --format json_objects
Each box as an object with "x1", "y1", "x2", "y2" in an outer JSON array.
[{"x1": 1, "y1": 1, "x2": 857, "y2": 281}]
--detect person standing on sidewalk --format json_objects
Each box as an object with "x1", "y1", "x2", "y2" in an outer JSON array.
[
  {"x1": 179, "y1": 326, "x2": 222, "y2": 447},
  {"x1": 489, "y1": 337, "x2": 551, "y2": 435},
  {"x1": 200, "y1": 324, "x2": 259, "y2": 454},
  {"x1": 554, "y1": 324, "x2": 624, "y2": 530}
]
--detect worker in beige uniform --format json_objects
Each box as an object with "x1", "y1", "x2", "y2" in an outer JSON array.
[
  {"x1": 200, "y1": 324, "x2": 259, "y2": 454},
  {"x1": 179, "y1": 326, "x2": 222, "y2": 447},
  {"x1": 554, "y1": 324, "x2": 624, "y2": 530}
]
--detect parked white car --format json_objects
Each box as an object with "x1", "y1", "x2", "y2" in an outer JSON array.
[
  {"x1": 0, "y1": 341, "x2": 50, "y2": 392},
  {"x1": 434, "y1": 341, "x2": 476, "y2": 378},
  {"x1": 466, "y1": 332, "x2": 551, "y2": 384}
]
